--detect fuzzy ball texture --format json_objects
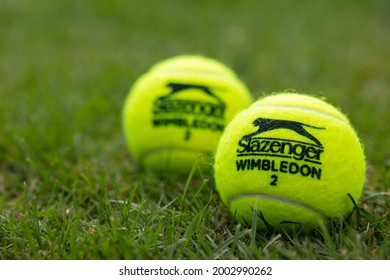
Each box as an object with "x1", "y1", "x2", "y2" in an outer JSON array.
[
  {"x1": 123, "y1": 55, "x2": 252, "y2": 175},
  {"x1": 214, "y1": 93, "x2": 366, "y2": 230}
]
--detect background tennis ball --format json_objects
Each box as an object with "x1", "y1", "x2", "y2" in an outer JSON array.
[
  {"x1": 214, "y1": 92, "x2": 366, "y2": 230},
  {"x1": 123, "y1": 55, "x2": 252, "y2": 175}
]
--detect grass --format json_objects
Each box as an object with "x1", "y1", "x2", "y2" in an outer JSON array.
[{"x1": 0, "y1": 0, "x2": 389, "y2": 259}]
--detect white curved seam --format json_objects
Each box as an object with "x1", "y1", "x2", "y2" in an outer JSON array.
[
  {"x1": 140, "y1": 148, "x2": 212, "y2": 161},
  {"x1": 250, "y1": 105, "x2": 347, "y2": 123},
  {"x1": 155, "y1": 69, "x2": 235, "y2": 79},
  {"x1": 229, "y1": 193, "x2": 325, "y2": 218}
]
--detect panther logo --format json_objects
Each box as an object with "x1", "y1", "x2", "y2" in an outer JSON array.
[
  {"x1": 235, "y1": 117, "x2": 326, "y2": 179},
  {"x1": 153, "y1": 82, "x2": 225, "y2": 118},
  {"x1": 152, "y1": 82, "x2": 226, "y2": 140},
  {"x1": 244, "y1": 118, "x2": 325, "y2": 147}
]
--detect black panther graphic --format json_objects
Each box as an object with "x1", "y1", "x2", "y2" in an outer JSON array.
[
  {"x1": 152, "y1": 82, "x2": 226, "y2": 140},
  {"x1": 165, "y1": 82, "x2": 221, "y2": 99},
  {"x1": 245, "y1": 118, "x2": 325, "y2": 147},
  {"x1": 153, "y1": 82, "x2": 226, "y2": 118}
]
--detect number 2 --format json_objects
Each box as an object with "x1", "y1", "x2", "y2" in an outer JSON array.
[{"x1": 270, "y1": 175, "x2": 278, "y2": 186}]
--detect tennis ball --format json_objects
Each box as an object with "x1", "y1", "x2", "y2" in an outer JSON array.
[
  {"x1": 214, "y1": 92, "x2": 366, "y2": 230},
  {"x1": 123, "y1": 55, "x2": 252, "y2": 175}
]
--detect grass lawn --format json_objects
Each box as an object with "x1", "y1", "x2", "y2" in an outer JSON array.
[{"x1": 0, "y1": 0, "x2": 389, "y2": 259}]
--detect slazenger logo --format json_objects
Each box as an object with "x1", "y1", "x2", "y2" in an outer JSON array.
[
  {"x1": 152, "y1": 82, "x2": 226, "y2": 140},
  {"x1": 236, "y1": 118, "x2": 325, "y2": 180}
]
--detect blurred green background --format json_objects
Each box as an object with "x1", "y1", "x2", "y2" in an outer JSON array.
[
  {"x1": 0, "y1": 0, "x2": 389, "y2": 259},
  {"x1": 1, "y1": 0, "x2": 389, "y2": 163}
]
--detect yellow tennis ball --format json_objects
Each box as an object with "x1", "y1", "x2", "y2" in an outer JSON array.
[
  {"x1": 123, "y1": 55, "x2": 252, "y2": 175},
  {"x1": 214, "y1": 92, "x2": 366, "y2": 230}
]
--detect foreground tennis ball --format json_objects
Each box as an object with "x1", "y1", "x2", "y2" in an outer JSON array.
[
  {"x1": 214, "y1": 93, "x2": 366, "y2": 230},
  {"x1": 123, "y1": 55, "x2": 252, "y2": 175}
]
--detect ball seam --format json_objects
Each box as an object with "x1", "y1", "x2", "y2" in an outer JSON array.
[
  {"x1": 228, "y1": 193, "x2": 326, "y2": 218},
  {"x1": 249, "y1": 105, "x2": 347, "y2": 123},
  {"x1": 148, "y1": 69, "x2": 238, "y2": 80},
  {"x1": 140, "y1": 147, "x2": 212, "y2": 162}
]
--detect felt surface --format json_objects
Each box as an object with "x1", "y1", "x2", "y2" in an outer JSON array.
[
  {"x1": 123, "y1": 55, "x2": 252, "y2": 175},
  {"x1": 214, "y1": 93, "x2": 366, "y2": 229}
]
